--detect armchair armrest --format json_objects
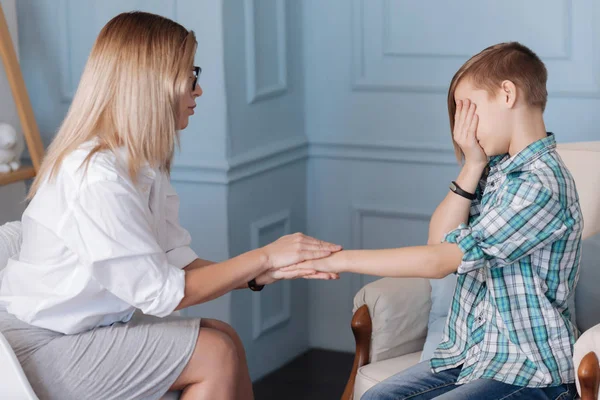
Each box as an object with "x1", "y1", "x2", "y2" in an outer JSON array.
[
  {"x1": 341, "y1": 277, "x2": 431, "y2": 400},
  {"x1": 574, "y1": 324, "x2": 600, "y2": 400},
  {"x1": 354, "y1": 277, "x2": 431, "y2": 363}
]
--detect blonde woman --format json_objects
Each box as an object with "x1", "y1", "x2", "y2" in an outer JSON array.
[{"x1": 0, "y1": 12, "x2": 339, "y2": 400}]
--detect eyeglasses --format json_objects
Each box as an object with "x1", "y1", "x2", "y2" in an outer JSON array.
[{"x1": 192, "y1": 66, "x2": 201, "y2": 91}]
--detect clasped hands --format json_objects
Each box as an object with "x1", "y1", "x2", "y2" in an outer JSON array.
[{"x1": 254, "y1": 233, "x2": 345, "y2": 286}]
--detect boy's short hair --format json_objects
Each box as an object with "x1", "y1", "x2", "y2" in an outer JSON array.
[{"x1": 447, "y1": 42, "x2": 548, "y2": 162}]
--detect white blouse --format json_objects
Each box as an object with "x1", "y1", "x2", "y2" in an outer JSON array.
[{"x1": 0, "y1": 143, "x2": 198, "y2": 334}]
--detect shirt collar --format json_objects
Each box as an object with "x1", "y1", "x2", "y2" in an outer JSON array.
[
  {"x1": 489, "y1": 132, "x2": 556, "y2": 175},
  {"x1": 114, "y1": 146, "x2": 156, "y2": 180}
]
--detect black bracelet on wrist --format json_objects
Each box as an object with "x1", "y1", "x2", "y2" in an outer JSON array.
[
  {"x1": 449, "y1": 181, "x2": 476, "y2": 200},
  {"x1": 248, "y1": 278, "x2": 265, "y2": 292}
]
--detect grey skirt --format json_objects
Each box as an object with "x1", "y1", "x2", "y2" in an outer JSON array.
[{"x1": 0, "y1": 308, "x2": 200, "y2": 400}]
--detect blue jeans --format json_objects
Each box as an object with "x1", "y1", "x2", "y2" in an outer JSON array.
[{"x1": 362, "y1": 361, "x2": 577, "y2": 400}]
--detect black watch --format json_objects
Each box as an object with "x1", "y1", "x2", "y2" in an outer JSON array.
[
  {"x1": 248, "y1": 278, "x2": 265, "y2": 292},
  {"x1": 449, "y1": 181, "x2": 476, "y2": 200}
]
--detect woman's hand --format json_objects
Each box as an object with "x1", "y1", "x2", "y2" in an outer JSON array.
[
  {"x1": 261, "y1": 233, "x2": 342, "y2": 270},
  {"x1": 453, "y1": 99, "x2": 487, "y2": 167},
  {"x1": 254, "y1": 267, "x2": 339, "y2": 286}
]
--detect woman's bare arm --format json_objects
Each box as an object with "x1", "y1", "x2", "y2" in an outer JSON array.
[
  {"x1": 176, "y1": 233, "x2": 341, "y2": 310},
  {"x1": 176, "y1": 249, "x2": 268, "y2": 310}
]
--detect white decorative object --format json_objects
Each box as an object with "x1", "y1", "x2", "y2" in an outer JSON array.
[{"x1": 0, "y1": 122, "x2": 23, "y2": 173}]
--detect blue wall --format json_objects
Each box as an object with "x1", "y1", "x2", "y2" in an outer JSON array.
[
  {"x1": 223, "y1": 0, "x2": 306, "y2": 158},
  {"x1": 222, "y1": 0, "x2": 310, "y2": 380}
]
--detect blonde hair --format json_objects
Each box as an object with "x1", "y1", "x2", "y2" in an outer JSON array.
[
  {"x1": 447, "y1": 42, "x2": 548, "y2": 163},
  {"x1": 28, "y1": 11, "x2": 197, "y2": 198}
]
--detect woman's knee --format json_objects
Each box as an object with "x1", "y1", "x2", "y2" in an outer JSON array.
[
  {"x1": 173, "y1": 327, "x2": 239, "y2": 389},
  {"x1": 199, "y1": 328, "x2": 239, "y2": 374},
  {"x1": 201, "y1": 319, "x2": 245, "y2": 354},
  {"x1": 201, "y1": 319, "x2": 240, "y2": 341}
]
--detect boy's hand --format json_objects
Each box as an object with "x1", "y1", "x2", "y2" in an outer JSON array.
[
  {"x1": 281, "y1": 251, "x2": 345, "y2": 276},
  {"x1": 454, "y1": 99, "x2": 487, "y2": 167},
  {"x1": 254, "y1": 267, "x2": 338, "y2": 286}
]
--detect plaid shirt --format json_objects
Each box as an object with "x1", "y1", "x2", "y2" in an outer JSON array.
[{"x1": 430, "y1": 133, "x2": 583, "y2": 387}]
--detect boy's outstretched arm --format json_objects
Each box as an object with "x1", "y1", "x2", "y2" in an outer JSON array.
[
  {"x1": 295, "y1": 180, "x2": 572, "y2": 281},
  {"x1": 288, "y1": 243, "x2": 464, "y2": 279}
]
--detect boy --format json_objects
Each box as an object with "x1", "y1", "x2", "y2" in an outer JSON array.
[{"x1": 290, "y1": 42, "x2": 581, "y2": 399}]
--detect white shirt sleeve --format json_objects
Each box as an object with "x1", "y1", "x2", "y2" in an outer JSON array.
[
  {"x1": 58, "y1": 178, "x2": 185, "y2": 317},
  {"x1": 164, "y1": 179, "x2": 199, "y2": 269}
]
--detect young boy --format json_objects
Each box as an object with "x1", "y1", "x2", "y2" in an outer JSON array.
[{"x1": 291, "y1": 42, "x2": 582, "y2": 399}]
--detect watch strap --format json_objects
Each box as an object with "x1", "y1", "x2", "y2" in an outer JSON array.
[
  {"x1": 248, "y1": 278, "x2": 265, "y2": 292},
  {"x1": 449, "y1": 181, "x2": 476, "y2": 200}
]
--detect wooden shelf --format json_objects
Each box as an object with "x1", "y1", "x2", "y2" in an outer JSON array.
[
  {"x1": 0, "y1": 3, "x2": 45, "y2": 186},
  {"x1": 0, "y1": 165, "x2": 35, "y2": 186}
]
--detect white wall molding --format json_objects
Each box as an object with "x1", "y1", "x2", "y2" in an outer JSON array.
[
  {"x1": 380, "y1": 0, "x2": 572, "y2": 61},
  {"x1": 170, "y1": 136, "x2": 309, "y2": 184},
  {"x1": 310, "y1": 140, "x2": 458, "y2": 166},
  {"x1": 250, "y1": 209, "x2": 292, "y2": 340},
  {"x1": 170, "y1": 163, "x2": 229, "y2": 185},
  {"x1": 352, "y1": 0, "x2": 600, "y2": 97},
  {"x1": 351, "y1": 205, "x2": 432, "y2": 249},
  {"x1": 228, "y1": 136, "x2": 307, "y2": 181},
  {"x1": 350, "y1": 205, "x2": 432, "y2": 295},
  {"x1": 244, "y1": 0, "x2": 288, "y2": 104},
  {"x1": 28, "y1": 136, "x2": 307, "y2": 186},
  {"x1": 32, "y1": 136, "x2": 455, "y2": 186}
]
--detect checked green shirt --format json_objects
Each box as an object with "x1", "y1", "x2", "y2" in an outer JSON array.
[{"x1": 430, "y1": 133, "x2": 583, "y2": 387}]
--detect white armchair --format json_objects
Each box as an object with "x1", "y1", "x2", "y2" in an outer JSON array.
[
  {"x1": 0, "y1": 221, "x2": 182, "y2": 400},
  {"x1": 0, "y1": 221, "x2": 38, "y2": 399},
  {"x1": 343, "y1": 277, "x2": 431, "y2": 399},
  {"x1": 342, "y1": 141, "x2": 600, "y2": 400},
  {"x1": 343, "y1": 276, "x2": 600, "y2": 400}
]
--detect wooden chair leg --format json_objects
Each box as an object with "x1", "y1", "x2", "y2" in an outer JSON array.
[
  {"x1": 341, "y1": 305, "x2": 373, "y2": 400},
  {"x1": 579, "y1": 351, "x2": 600, "y2": 400}
]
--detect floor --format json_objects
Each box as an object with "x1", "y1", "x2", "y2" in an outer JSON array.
[{"x1": 253, "y1": 349, "x2": 355, "y2": 400}]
